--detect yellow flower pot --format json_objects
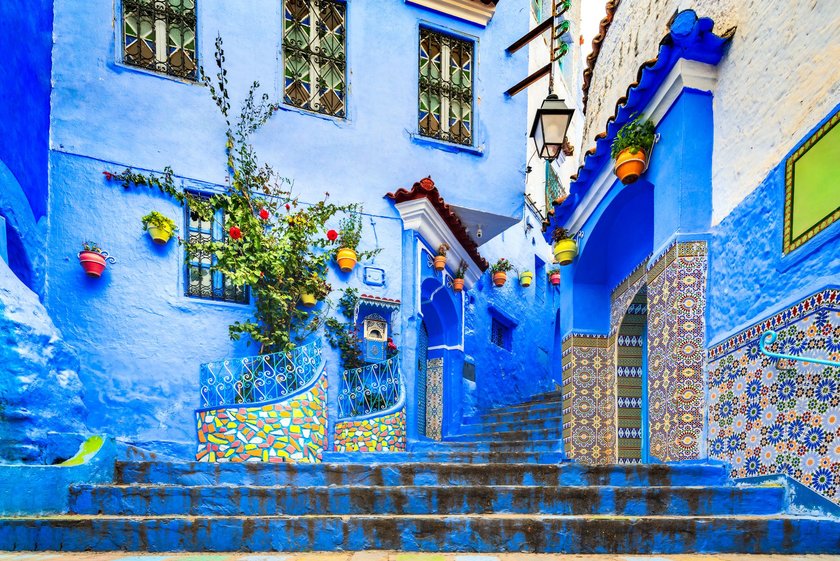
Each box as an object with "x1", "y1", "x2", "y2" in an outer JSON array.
[
  {"x1": 520, "y1": 271, "x2": 534, "y2": 287},
  {"x1": 147, "y1": 225, "x2": 173, "y2": 244},
  {"x1": 300, "y1": 293, "x2": 317, "y2": 307},
  {"x1": 553, "y1": 239, "x2": 578, "y2": 266},
  {"x1": 336, "y1": 247, "x2": 358, "y2": 272}
]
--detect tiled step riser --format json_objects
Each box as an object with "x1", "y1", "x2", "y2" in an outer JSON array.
[
  {"x1": 472, "y1": 402, "x2": 563, "y2": 425},
  {"x1": 2, "y1": 516, "x2": 837, "y2": 553},
  {"x1": 457, "y1": 417, "x2": 564, "y2": 434},
  {"x1": 444, "y1": 428, "x2": 564, "y2": 442},
  {"x1": 409, "y1": 440, "x2": 563, "y2": 453},
  {"x1": 116, "y1": 462, "x2": 728, "y2": 488},
  {"x1": 322, "y1": 451, "x2": 566, "y2": 464},
  {"x1": 69, "y1": 485, "x2": 785, "y2": 517}
]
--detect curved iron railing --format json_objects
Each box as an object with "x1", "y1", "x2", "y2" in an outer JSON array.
[
  {"x1": 759, "y1": 330, "x2": 840, "y2": 368},
  {"x1": 338, "y1": 354, "x2": 402, "y2": 419},
  {"x1": 199, "y1": 339, "x2": 323, "y2": 408}
]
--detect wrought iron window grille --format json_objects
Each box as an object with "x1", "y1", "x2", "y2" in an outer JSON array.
[
  {"x1": 282, "y1": 0, "x2": 347, "y2": 118},
  {"x1": 122, "y1": 0, "x2": 197, "y2": 80},
  {"x1": 418, "y1": 27, "x2": 475, "y2": 146},
  {"x1": 338, "y1": 354, "x2": 402, "y2": 419},
  {"x1": 184, "y1": 196, "x2": 249, "y2": 304},
  {"x1": 490, "y1": 317, "x2": 512, "y2": 351},
  {"x1": 545, "y1": 160, "x2": 566, "y2": 210}
]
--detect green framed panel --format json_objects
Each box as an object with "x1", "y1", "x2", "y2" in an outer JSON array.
[{"x1": 784, "y1": 108, "x2": 840, "y2": 254}]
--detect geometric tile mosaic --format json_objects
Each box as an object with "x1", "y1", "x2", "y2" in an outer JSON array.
[
  {"x1": 616, "y1": 290, "x2": 647, "y2": 464},
  {"x1": 708, "y1": 286, "x2": 840, "y2": 503},
  {"x1": 334, "y1": 408, "x2": 407, "y2": 452},
  {"x1": 426, "y1": 358, "x2": 444, "y2": 441}
]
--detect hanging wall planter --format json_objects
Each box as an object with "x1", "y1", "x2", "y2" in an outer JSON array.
[
  {"x1": 434, "y1": 243, "x2": 449, "y2": 271},
  {"x1": 551, "y1": 228, "x2": 578, "y2": 266},
  {"x1": 519, "y1": 271, "x2": 534, "y2": 287},
  {"x1": 492, "y1": 272, "x2": 507, "y2": 287},
  {"x1": 141, "y1": 211, "x2": 178, "y2": 245},
  {"x1": 490, "y1": 258, "x2": 513, "y2": 287},
  {"x1": 78, "y1": 241, "x2": 116, "y2": 278},
  {"x1": 452, "y1": 261, "x2": 468, "y2": 293},
  {"x1": 336, "y1": 248, "x2": 358, "y2": 272},
  {"x1": 611, "y1": 115, "x2": 656, "y2": 185},
  {"x1": 549, "y1": 269, "x2": 561, "y2": 286},
  {"x1": 300, "y1": 293, "x2": 317, "y2": 307},
  {"x1": 452, "y1": 278, "x2": 465, "y2": 292}
]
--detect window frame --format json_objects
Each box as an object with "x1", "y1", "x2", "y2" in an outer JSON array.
[
  {"x1": 490, "y1": 316, "x2": 512, "y2": 351},
  {"x1": 414, "y1": 22, "x2": 480, "y2": 153},
  {"x1": 117, "y1": 0, "x2": 200, "y2": 82}
]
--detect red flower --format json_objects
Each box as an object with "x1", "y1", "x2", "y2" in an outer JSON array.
[
  {"x1": 326, "y1": 229, "x2": 338, "y2": 241},
  {"x1": 285, "y1": 203, "x2": 291, "y2": 211},
  {"x1": 102, "y1": 171, "x2": 114, "y2": 181},
  {"x1": 229, "y1": 226, "x2": 242, "y2": 240},
  {"x1": 259, "y1": 208, "x2": 269, "y2": 220}
]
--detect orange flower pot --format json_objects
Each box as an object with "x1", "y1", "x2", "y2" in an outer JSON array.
[
  {"x1": 614, "y1": 147, "x2": 647, "y2": 184},
  {"x1": 434, "y1": 255, "x2": 446, "y2": 271},
  {"x1": 492, "y1": 271, "x2": 507, "y2": 287},
  {"x1": 452, "y1": 278, "x2": 464, "y2": 292},
  {"x1": 336, "y1": 248, "x2": 358, "y2": 272},
  {"x1": 78, "y1": 251, "x2": 107, "y2": 277}
]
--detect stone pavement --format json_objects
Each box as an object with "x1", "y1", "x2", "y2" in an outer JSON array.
[{"x1": 1, "y1": 553, "x2": 839, "y2": 561}]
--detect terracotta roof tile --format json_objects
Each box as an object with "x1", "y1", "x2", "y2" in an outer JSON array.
[{"x1": 582, "y1": 0, "x2": 621, "y2": 113}]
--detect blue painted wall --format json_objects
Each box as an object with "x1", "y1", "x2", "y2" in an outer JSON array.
[{"x1": 0, "y1": 0, "x2": 52, "y2": 221}]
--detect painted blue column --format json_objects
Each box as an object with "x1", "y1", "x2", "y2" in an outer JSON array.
[{"x1": 401, "y1": 231, "x2": 420, "y2": 443}]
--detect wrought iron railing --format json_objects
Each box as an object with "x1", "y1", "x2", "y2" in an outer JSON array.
[
  {"x1": 545, "y1": 161, "x2": 564, "y2": 210},
  {"x1": 199, "y1": 339, "x2": 323, "y2": 408},
  {"x1": 338, "y1": 354, "x2": 402, "y2": 419}
]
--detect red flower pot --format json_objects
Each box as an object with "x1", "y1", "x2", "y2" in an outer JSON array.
[
  {"x1": 549, "y1": 272, "x2": 561, "y2": 285},
  {"x1": 78, "y1": 251, "x2": 107, "y2": 278}
]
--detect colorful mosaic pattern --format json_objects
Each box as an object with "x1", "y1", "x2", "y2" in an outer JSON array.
[
  {"x1": 646, "y1": 241, "x2": 707, "y2": 462},
  {"x1": 195, "y1": 374, "x2": 327, "y2": 463},
  {"x1": 617, "y1": 291, "x2": 647, "y2": 464},
  {"x1": 426, "y1": 358, "x2": 444, "y2": 441},
  {"x1": 708, "y1": 288, "x2": 840, "y2": 503},
  {"x1": 333, "y1": 408, "x2": 407, "y2": 452}
]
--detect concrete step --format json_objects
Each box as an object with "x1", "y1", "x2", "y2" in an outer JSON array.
[
  {"x1": 69, "y1": 484, "x2": 785, "y2": 517},
  {"x1": 410, "y1": 439, "x2": 564, "y2": 453},
  {"x1": 444, "y1": 427, "x2": 564, "y2": 442},
  {"x1": 1, "y1": 514, "x2": 838, "y2": 552},
  {"x1": 472, "y1": 401, "x2": 564, "y2": 425},
  {"x1": 115, "y1": 461, "x2": 729, "y2": 488},
  {"x1": 458, "y1": 415, "x2": 565, "y2": 434},
  {"x1": 322, "y1": 451, "x2": 566, "y2": 464}
]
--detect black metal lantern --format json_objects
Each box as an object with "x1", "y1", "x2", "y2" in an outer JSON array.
[{"x1": 530, "y1": 94, "x2": 574, "y2": 162}]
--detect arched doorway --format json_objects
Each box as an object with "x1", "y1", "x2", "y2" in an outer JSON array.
[{"x1": 616, "y1": 287, "x2": 649, "y2": 463}]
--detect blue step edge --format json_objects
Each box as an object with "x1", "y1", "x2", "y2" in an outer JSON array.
[
  {"x1": 321, "y1": 451, "x2": 568, "y2": 464},
  {"x1": 736, "y1": 473, "x2": 840, "y2": 520}
]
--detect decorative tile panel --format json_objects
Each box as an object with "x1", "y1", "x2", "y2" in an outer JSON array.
[
  {"x1": 708, "y1": 287, "x2": 840, "y2": 503},
  {"x1": 195, "y1": 374, "x2": 327, "y2": 463},
  {"x1": 616, "y1": 292, "x2": 647, "y2": 464},
  {"x1": 334, "y1": 408, "x2": 407, "y2": 452},
  {"x1": 426, "y1": 357, "x2": 444, "y2": 441}
]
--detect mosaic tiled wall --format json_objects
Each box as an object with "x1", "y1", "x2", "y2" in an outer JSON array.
[
  {"x1": 426, "y1": 357, "x2": 443, "y2": 441},
  {"x1": 616, "y1": 291, "x2": 647, "y2": 464},
  {"x1": 647, "y1": 241, "x2": 707, "y2": 461},
  {"x1": 562, "y1": 334, "x2": 614, "y2": 464},
  {"x1": 708, "y1": 287, "x2": 840, "y2": 503},
  {"x1": 195, "y1": 374, "x2": 327, "y2": 463},
  {"x1": 333, "y1": 408, "x2": 407, "y2": 452}
]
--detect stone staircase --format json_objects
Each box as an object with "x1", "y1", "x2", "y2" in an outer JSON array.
[{"x1": 2, "y1": 390, "x2": 840, "y2": 553}]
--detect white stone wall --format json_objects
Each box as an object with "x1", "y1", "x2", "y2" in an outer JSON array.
[{"x1": 582, "y1": 0, "x2": 840, "y2": 225}]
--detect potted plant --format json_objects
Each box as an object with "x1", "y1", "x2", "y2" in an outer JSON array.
[
  {"x1": 490, "y1": 258, "x2": 513, "y2": 287},
  {"x1": 611, "y1": 114, "x2": 655, "y2": 184},
  {"x1": 141, "y1": 211, "x2": 178, "y2": 244},
  {"x1": 452, "y1": 261, "x2": 468, "y2": 292},
  {"x1": 78, "y1": 241, "x2": 114, "y2": 278},
  {"x1": 519, "y1": 270, "x2": 534, "y2": 287},
  {"x1": 549, "y1": 266, "x2": 561, "y2": 285},
  {"x1": 434, "y1": 243, "x2": 449, "y2": 271},
  {"x1": 334, "y1": 212, "x2": 363, "y2": 272},
  {"x1": 552, "y1": 227, "x2": 578, "y2": 266}
]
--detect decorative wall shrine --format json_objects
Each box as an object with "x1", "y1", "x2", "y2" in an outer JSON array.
[
  {"x1": 334, "y1": 408, "x2": 407, "y2": 452},
  {"x1": 195, "y1": 374, "x2": 327, "y2": 463},
  {"x1": 708, "y1": 287, "x2": 840, "y2": 503}
]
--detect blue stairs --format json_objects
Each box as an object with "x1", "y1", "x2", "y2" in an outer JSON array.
[{"x1": 2, "y1": 390, "x2": 840, "y2": 553}]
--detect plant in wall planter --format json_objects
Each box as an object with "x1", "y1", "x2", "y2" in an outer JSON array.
[
  {"x1": 452, "y1": 260, "x2": 468, "y2": 292},
  {"x1": 490, "y1": 258, "x2": 513, "y2": 287},
  {"x1": 611, "y1": 114, "x2": 656, "y2": 185},
  {"x1": 549, "y1": 267, "x2": 561, "y2": 285},
  {"x1": 78, "y1": 241, "x2": 116, "y2": 278},
  {"x1": 519, "y1": 270, "x2": 534, "y2": 287},
  {"x1": 331, "y1": 210, "x2": 380, "y2": 273},
  {"x1": 552, "y1": 227, "x2": 578, "y2": 266},
  {"x1": 434, "y1": 243, "x2": 449, "y2": 271},
  {"x1": 141, "y1": 211, "x2": 178, "y2": 244}
]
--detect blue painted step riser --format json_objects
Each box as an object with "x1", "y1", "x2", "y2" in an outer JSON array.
[
  {"x1": 410, "y1": 440, "x2": 563, "y2": 452},
  {"x1": 444, "y1": 428, "x2": 565, "y2": 442},
  {"x1": 69, "y1": 485, "x2": 785, "y2": 517},
  {"x1": 321, "y1": 451, "x2": 566, "y2": 464},
  {"x1": 116, "y1": 462, "x2": 729, "y2": 487},
  {"x1": 473, "y1": 402, "x2": 563, "y2": 424},
  {"x1": 2, "y1": 516, "x2": 839, "y2": 553},
  {"x1": 457, "y1": 416, "x2": 564, "y2": 434}
]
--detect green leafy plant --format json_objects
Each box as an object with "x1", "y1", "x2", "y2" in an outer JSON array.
[
  {"x1": 81, "y1": 241, "x2": 104, "y2": 253},
  {"x1": 454, "y1": 260, "x2": 469, "y2": 279},
  {"x1": 551, "y1": 227, "x2": 573, "y2": 242},
  {"x1": 490, "y1": 258, "x2": 514, "y2": 274},
  {"x1": 611, "y1": 114, "x2": 656, "y2": 159},
  {"x1": 549, "y1": 266, "x2": 561, "y2": 275},
  {"x1": 333, "y1": 211, "x2": 379, "y2": 260},
  {"x1": 141, "y1": 211, "x2": 178, "y2": 233},
  {"x1": 324, "y1": 288, "x2": 365, "y2": 370},
  {"x1": 103, "y1": 36, "x2": 360, "y2": 354}
]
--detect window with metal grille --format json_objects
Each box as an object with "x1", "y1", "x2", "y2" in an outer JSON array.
[
  {"x1": 122, "y1": 0, "x2": 197, "y2": 80},
  {"x1": 184, "y1": 196, "x2": 248, "y2": 304},
  {"x1": 282, "y1": 0, "x2": 347, "y2": 118},
  {"x1": 490, "y1": 317, "x2": 512, "y2": 351},
  {"x1": 545, "y1": 161, "x2": 563, "y2": 210},
  {"x1": 418, "y1": 27, "x2": 474, "y2": 146}
]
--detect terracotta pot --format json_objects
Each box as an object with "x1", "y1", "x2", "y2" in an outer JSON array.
[
  {"x1": 452, "y1": 278, "x2": 464, "y2": 292},
  {"x1": 300, "y1": 293, "x2": 317, "y2": 307},
  {"x1": 434, "y1": 255, "x2": 446, "y2": 271},
  {"x1": 549, "y1": 272, "x2": 561, "y2": 285},
  {"x1": 336, "y1": 247, "x2": 358, "y2": 272},
  {"x1": 553, "y1": 239, "x2": 578, "y2": 266},
  {"x1": 614, "y1": 147, "x2": 647, "y2": 184},
  {"x1": 492, "y1": 271, "x2": 507, "y2": 287},
  {"x1": 147, "y1": 224, "x2": 173, "y2": 244},
  {"x1": 520, "y1": 271, "x2": 534, "y2": 287},
  {"x1": 78, "y1": 251, "x2": 107, "y2": 278}
]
